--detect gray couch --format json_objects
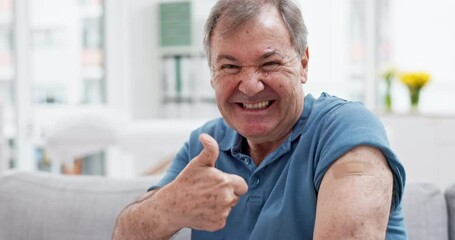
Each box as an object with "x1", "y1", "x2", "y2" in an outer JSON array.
[{"x1": 1, "y1": 171, "x2": 454, "y2": 240}]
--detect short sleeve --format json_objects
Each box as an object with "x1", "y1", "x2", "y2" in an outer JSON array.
[{"x1": 312, "y1": 101, "x2": 406, "y2": 210}]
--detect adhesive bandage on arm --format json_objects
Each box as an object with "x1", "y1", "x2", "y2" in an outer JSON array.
[{"x1": 331, "y1": 161, "x2": 374, "y2": 179}]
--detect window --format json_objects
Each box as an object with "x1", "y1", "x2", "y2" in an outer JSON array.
[
  {"x1": 0, "y1": 0, "x2": 14, "y2": 106},
  {"x1": 4, "y1": 0, "x2": 107, "y2": 175},
  {"x1": 30, "y1": 0, "x2": 105, "y2": 106},
  {"x1": 0, "y1": 0, "x2": 14, "y2": 172}
]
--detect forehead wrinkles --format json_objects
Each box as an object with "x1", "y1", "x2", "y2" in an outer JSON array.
[
  {"x1": 213, "y1": 2, "x2": 262, "y2": 39},
  {"x1": 213, "y1": 7, "x2": 292, "y2": 49}
]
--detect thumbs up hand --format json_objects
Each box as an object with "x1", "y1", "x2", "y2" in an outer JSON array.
[
  {"x1": 189, "y1": 133, "x2": 221, "y2": 168},
  {"x1": 157, "y1": 134, "x2": 248, "y2": 232}
]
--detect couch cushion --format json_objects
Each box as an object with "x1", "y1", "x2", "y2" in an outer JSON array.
[
  {"x1": 0, "y1": 171, "x2": 160, "y2": 240},
  {"x1": 403, "y1": 182, "x2": 449, "y2": 240},
  {"x1": 445, "y1": 183, "x2": 455, "y2": 240}
]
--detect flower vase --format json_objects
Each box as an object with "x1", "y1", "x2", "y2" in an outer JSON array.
[
  {"x1": 409, "y1": 86, "x2": 421, "y2": 112},
  {"x1": 384, "y1": 80, "x2": 392, "y2": 112},
  {"x1": 385, "y1": 91, "x2": 392, "y2": 112}
]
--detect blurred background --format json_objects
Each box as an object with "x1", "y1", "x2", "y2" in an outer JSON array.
[{"x1": 0, "y1": 0, "x2": 453, "y2": 189}]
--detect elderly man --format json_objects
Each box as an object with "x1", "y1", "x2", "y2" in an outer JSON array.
[{"x1": 113, "y1": 0, "x2": 407, "y2": 239}]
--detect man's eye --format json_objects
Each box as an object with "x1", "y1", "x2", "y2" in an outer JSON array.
[
  {"x1": 221, "y1": 64, "x2": 241, "y2": 74},
  {"x1": 261, "y1": 61, "x2": 281, "y2": 72}
]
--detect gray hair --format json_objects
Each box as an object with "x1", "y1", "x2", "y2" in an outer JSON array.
[{"x1": 203, "y1": 0, "x2": 308, "y2": 65}]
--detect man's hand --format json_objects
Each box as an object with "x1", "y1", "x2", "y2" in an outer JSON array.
[
  {"x1": 113, "y1": 134, "x2": 248, "y2": 240},
  {"x1": 156, "y1": 133, "x2": 249, "y2": 232}
]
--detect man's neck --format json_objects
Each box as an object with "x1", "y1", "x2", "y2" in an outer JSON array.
[{"x1": 243, "y1": 132, "x2": 291, "y2": 166}]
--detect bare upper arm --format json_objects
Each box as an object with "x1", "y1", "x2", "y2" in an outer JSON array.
[{"x1": 313, "y1": 146, "x2": 393, "y2": 240}]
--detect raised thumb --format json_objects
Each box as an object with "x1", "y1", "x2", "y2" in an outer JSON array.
[{"x1": 193, "y1": 133, "x2": 219, "y2": 167}]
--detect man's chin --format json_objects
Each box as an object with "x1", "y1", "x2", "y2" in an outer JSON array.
[{"x1": 236, "y1": 124, "x2": 274, "y2": 139}]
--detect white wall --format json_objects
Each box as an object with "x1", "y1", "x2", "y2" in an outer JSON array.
[
  {"x1": 390, "y1": 0, "x2": 455, "y2": 114},
  {"x1": 106, "y1": 0, "x2": 160, "y2": 120},
  {"x1": 381, "y1": 114, "x2": 455, "y2": 190},
  {"x1": 300, "y1": 0, "x2": 351, "y2": 99}
]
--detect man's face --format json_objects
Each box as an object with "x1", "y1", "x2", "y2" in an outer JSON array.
[{"x1": 210, "y1": 6, "x2": 309, "y2": 145}]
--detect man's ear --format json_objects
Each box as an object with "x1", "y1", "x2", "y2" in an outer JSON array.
[{"x1": 300, "y1": 47, "x2": 309, "y2": 84}]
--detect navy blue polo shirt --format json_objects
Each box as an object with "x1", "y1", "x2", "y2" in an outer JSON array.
[{"x1": 153, "y1": 93, "x2": 407, "y2": 239}]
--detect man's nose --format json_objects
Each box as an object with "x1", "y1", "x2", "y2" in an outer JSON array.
[{"x1": 238, "y1": 67, "x2": 265, "y2": 97}]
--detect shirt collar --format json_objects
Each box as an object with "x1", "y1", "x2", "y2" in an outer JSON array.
[
  {"x1": 289, "y1": 94, "x2": 314, "y2": 141},
  {"x1": 218, "y1": 121, "x2": 239, "y2": 151}
]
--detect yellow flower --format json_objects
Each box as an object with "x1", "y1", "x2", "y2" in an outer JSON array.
[{"x1": 399, "y1": 71, "x2": 431, "y2": 89}]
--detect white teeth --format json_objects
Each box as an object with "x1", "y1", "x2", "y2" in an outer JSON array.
[{"x1": 242, "y1": 101, "x2": 271, "y2": 110}]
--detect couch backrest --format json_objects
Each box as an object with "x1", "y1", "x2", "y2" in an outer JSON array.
[
  {"x1": 2, "y1": 172, "x2": 454, "y2": 240},
  {"x1": 0, "y1": 171, "x2": 160, "y2": 240},
  {"x1": 403, "y1": 182, "x2": 449, "y2": 240}
]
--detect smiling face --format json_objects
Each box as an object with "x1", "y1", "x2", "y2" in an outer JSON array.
[{"x1": 210, "y1": 5, "x2": 309, "y2": 148}]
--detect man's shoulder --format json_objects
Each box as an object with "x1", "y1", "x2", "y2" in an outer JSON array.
[
  {"x1": 312, "y1": 93, "x2": 364, "y2": 112},
  {"x1": 309, "y1": 93, "x2": 375, "y2": 124},
  {"x1": 299, "y1": 92, "x2": 384, "y2": 143}
]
